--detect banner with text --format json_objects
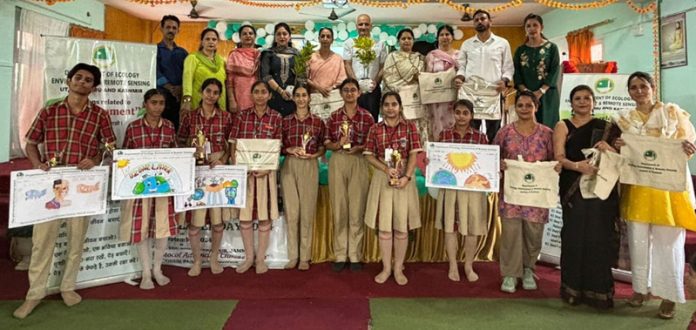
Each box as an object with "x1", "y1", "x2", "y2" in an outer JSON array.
[
  {"x1": 559, "y1": 74, "x2": 632, "y2": 120},
  {"x1": 44, "y1": 37, "x2": 157, "y2": 144}
]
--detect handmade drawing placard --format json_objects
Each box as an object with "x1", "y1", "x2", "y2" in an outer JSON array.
[
  {"x1": 235, "y1": 139, "x2": 281, "y2": 171},
  {"x1": 425, "y1": 142, "x2": 500, "y2": 193},
  {"x1": 174, "y1": 165, "x2": 248, "y2": 212},
  {"x1": 9, "y1": 166, "x2": 109, "y2": 228},
  {"x1": 111, "y1": 148, "x2": 196, "y2": 200}
]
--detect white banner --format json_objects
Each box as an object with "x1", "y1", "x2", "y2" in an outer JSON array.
[
  {"x1": 174, "y1": 165, "x2": 248, "y2": 212},
  {"x1": 44, "y1": 37, "x2": 157, "y2": 145},
  {"x1": 111, "y1": 148, "x2": 196, "y2": 200},
  {"x1": 425, "y1": 142, "x2": 500, "y2": 192},
  {"x1": 559, "y1": 74, "x2": 632, "y2": 120},
  {"x1": 164, "y1": 217, "x2": 289, "y2": 269},
  {"x1": 619, "y1": 134, "x2": 688, "y2": 191},
  {"x1": 46, "y1": 201, "x2": 141, "y2": 294},
  {"x1": 9, "y1": 167, "x2": 109, "y2": 228}
]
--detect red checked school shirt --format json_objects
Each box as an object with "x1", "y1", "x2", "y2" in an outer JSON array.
[
  {"x1": 364, "y1": 119, "x2": 423, "y2": 161},
  {"x1": 228, "y1": 107, "x2": 283, "y2": 141},
  {"x1": 281, "y1": 113, "x2": 326, "y2": 155},
  {"x1": 25, "y1": 98, "x2": 116, "y2": 166},
  {"x1": 324, "y1": 106, "x2": 374, "y2": 147},
  {"x1": 178, "y1": 107, "x2": 233, "y2": 153},
  {"x1": 438, "y1": 127, "x2": 488, "y2": 145},
  {"x1": 123, "y1": 118, "x2": 178, "y2": 149}
]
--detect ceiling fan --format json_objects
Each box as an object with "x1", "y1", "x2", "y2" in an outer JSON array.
[
  {"x1": 460, "y1": 3, "x2": 472, "y2": 22},
  {"x1": 299, "y1": 0, "x2": 357, "y2": 22},
  {"x1": 186, "y1": 0, "x2": 219, "y2": 20}
]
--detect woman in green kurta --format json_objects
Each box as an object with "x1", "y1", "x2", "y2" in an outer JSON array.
[
  {"x1": 182, "y1": 28, "x2": 227, "y2": 112},
  {"x1": 514, "y1": 14, "x2": 560, "y2": 128}
]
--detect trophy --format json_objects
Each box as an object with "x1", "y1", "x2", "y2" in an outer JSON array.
[
  {"x1": 340, "y1": 120, "x2": 352, "y2": 150},
  {"x1": 389, "y1": 149, "x2": 403, "y2": 186},
  {"x1": 192, "y1": 129, "x2": 208, "y2": 165},
  {"x1": 301, "y1": 131, "x2": 312, "y2": 155},
  {"x1": 101, "y1": 141, "x2": 115, "y2": 166},
  {"x1": 47, "y1": 151, "x2": 63, "y2": 168}
]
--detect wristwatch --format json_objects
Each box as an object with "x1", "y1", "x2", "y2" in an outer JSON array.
[{"x1": 405, "y1": 175, "x2": 412, "y2": 181}]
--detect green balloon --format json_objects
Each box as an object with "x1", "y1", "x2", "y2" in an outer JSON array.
[{"x1": 257, "y1": 37, "x2": 266, "y2": 46}]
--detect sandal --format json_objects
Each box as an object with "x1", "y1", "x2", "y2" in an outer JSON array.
[
  {"x1": 658, "y1": 300, "x2": 676, "y2": 320},
  {"x1": 627, "y1": 293, "x2": 645, "y2": 307}
]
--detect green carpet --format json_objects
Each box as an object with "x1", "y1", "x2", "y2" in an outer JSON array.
[
  {"x1": 370, "y1": 298, "x2": 693, "y2": 330},
  {"x1": 0, "y1": 300, "x2": 236, "y2": 330}
]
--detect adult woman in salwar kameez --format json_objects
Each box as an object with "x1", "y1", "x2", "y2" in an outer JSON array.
[
  {"x1": 226, "y1": 25, "x2": 259, "y2": 113},
  {"x1": 613, "y1": 71, "x2": 696, "y2": 319},
  {"x1": 425, "y1": 25, "x2": 459, "y2": 141}
]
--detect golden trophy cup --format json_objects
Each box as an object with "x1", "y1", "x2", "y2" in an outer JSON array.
[
  {"x1": 192, "y1": 129, "x2": 208, "y2": 165},
  {"x1": 340, "y1": 120, "x2": 352, "y2": 150},
  {"x1": 389, "y1": 149, "x2": 403, "y2": 186},
  {"x1": 47, "y1": 151, "x2": 63, "y2": 168},
  {"x1": 301, "y1": 131, "x2": 312, "y2": 155}
]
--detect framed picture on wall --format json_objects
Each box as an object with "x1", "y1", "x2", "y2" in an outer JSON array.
[{"x1": 661, "y1": 12, "x2": 687, "y2": 69}]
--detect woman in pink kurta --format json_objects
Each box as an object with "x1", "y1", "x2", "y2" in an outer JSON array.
[
  {"x1": 425, "y1": 25, "x2": 460, "y2": 141},
  {"x1": 226, "y1": 25, "x2": 260, "y2": 113},
  {"x1": 493, "y1": 90, "x2": 556, "y2": 294},
  {"x1": 307, "y1": 27, "x2": 347, "y2": 97}
]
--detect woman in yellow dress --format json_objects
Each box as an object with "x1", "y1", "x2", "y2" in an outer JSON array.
[
  {"x1": 613, "y1": 71, "x2": 696, "y2": 319},
  {"x1": 181, "y1": 28, "x2": 227, "y2": 113}
]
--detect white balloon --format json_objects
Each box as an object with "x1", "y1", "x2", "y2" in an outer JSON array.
[
  {"x1": 215, "y1": 21, "x2": 226, "y2": 31},
  {"x1": 418, "y1": 23, "x2": 427, "y2": 33},
  {"x1": 232, "y1": 32, "x2": 240, "y2": 43},
  {"x1": 305, "y1": 20, "x2": 315, "y2": 31},
  {"x1": 337, "y1": 22, "x2": 347, "y2": 32},
  {"x1": 371, "y1": 26, "x2": 381, "y2": 36},
  {"x1": 257, "y1": 27, "x2": 267, "y2": 38},
  {"x1": 347, "y1": 21, "x2": 356, "y2": 31},
  {"x1": 338, "y1": 30, "x2": 349, "y2": 41},
  {"x1": 453, "y1": 28, "x2": 464, "y2": 40},
  {"x1": 379, "y1": 32, "x2": 388, "y2": 42},
  {"x1": 428, "y1": 187, "x2": 439, "y2": 200},
  {"x1": 387, "y1": 35, "x2": 397, "y2": 46},
  {"x1": 265, "y1": 23, "x2": 275, "y2": 33},
  {"x1": 265, "y1": 35, "x2": 274, "y2": 46},
  {"x1": 242, "y1": 21, "x2": 251, "y2": 27},
  {"x1": 304, "y1": 30, "x2": 315, "y2": 41},
  {"x1": 427, "y1": 24, "x2": 437, "y2": 34},
  {"x1": 413, "y1": 29, "x2": 422, "y2": 39}
]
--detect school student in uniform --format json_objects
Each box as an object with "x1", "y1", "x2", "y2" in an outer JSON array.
[{"x1": 228, "y1": 81, "x2": 283, "y2": 274}]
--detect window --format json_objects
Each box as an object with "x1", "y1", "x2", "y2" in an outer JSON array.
[{"x1": 590, "y1": 41, "x2": 603, "y2": 62}]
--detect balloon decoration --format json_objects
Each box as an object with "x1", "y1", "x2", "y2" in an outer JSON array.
[{"x1": 209, "y1": 19, "x2": 467, "y2": 49}]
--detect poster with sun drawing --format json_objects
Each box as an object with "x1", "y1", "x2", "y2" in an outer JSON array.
[
  {"x1": 9, "y1": 166, "x2": 110, "y2": 228},
  {"x1": 426, "y1": 142, "x2": 500, "y2": 192},
  {"x1": 111, "y1": 148, "x2": 196, "y2": 200},
  {"x1": 174, "y1": 165, "x2": 248, "y2": 212}
]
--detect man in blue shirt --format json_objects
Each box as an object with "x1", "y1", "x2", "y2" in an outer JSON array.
[{"x1": 157, "y1": 15, "x2": 188, "y2": 129}]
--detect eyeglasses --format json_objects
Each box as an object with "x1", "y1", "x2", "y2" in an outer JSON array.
[{"x1": 341, "y1": 88, "x2": 358, "y2": 94}]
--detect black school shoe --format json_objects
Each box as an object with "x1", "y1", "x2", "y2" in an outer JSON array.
[{"x1": 349, "y1": 262, "x2": 363, "y2": 271}]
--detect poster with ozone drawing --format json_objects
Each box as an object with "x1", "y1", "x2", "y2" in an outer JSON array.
[
  {"x1": 9, "y1": 166, "x2": 110, "y2": 228},
  {"x1": 425, "y1": 142, "x2": 500, "y2": 193},
  {"x1": 111, "y1": 148, "x2": 195, "y2": 200},
  {"x1": 174, "y1": 165, "x2": 248, "y2": 212}
]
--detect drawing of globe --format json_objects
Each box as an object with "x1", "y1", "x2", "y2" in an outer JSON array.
[{"x1": 431, "y1": 170, "x2": 457, "y2": 186}]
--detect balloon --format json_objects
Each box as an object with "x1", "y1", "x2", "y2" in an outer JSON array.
[
  {"x1": 305, "y1": 20, "x2": 315, "y2": 31},
  {"x1": 304, "y1": 30, "x2": 315, "y2": 41},
  {"x1": 418, "y1": 23, "x2": 427, "y2": 34},
  {"x1": 338, "y1": 30, "x2": 349, "y2": 41},
  {"x1": 379, "y1": 32, "x2": 388, "y2": 42},
  {"x1": 265, "y1": 35, "x2": 274, "y2": 46},
  {"x1": 337, "y1": 22, "x2": 347, "y2": 32},
  {"x1": 427, "y1": 24, "x2": 437, "y2": 34},
  {"x1": 453, "y1": 28, "x2": 464, "y2": 40},
  {"x1": 427, "y1": 187, "x2": 439, "y2": 199},
  {"x1": 265, "y1": 23, "x2": 275, "y2": 33},
  {"x1": 257, "y1": 27, "x2": 267, "y2": 38},
  {"x1": 371, "y1": 26, "x2": 381, "y2": 36},
  {"x1": 232, "y1": 32, "x2": 240, "y2": 43},
  {"x1": 347, "y1": 21, "x2": 356, "y2": 31},
  {"x1": 215, "y1": 21, "x2": 226, "y2": 32},
  {"x1": 257, "y1": 36, "x2": 266, "y2": 46},
  {"x1": 242, "y1": 21, "x2": 251, "y2": 27},
  {"x1": 349, "y1": 30, "x2": 358, "y2": 38},
  {"x1": 387, "y1": 35, "x2": 397, "y2": 46},
  {"x1": 413, "y1": 29, "x2": 422, "y2": 39}
]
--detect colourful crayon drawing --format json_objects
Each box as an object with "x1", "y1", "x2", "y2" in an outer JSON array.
[
  {"x1": 45, "y1": 179, "x2": 71, "y2": 210},
  {"x1": 25, "y1": 189, "x2": 47, "y2": 200},
  {"x1": 77, "y1": 182, "x2": 101, "y2": 193},
  {"x1": 132, "y1": 175, "x2": 172, "y2": 195},
  {"x1": 182, "y1": 177, "x2": 239, "y2": 208},
  {"x1": 431, "y1": 170, "x2": 457, "y2": 186},
  {"x1": 446, "y1": 152, "x2": 478, "y2": 172}
]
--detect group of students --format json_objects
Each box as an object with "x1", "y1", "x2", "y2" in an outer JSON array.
[{"x1": 11, "y1": 12, "x2": 696, "y2": 324}]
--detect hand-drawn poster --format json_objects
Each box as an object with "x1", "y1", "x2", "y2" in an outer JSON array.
[
  {"x1": 425, "y1": 142, "x2": 500, "y2": 193},
  {"x1": 235, "y1": 139, "x2": 281, "y2": 171},
  {"x1": 174, "y1": 165, "x2": 248, "y2": 212},
  {"x1": 9, "y1": 166, "x2": 109, "y2": 228},
  {"x1": 111, "y1": 148, "x2": 196, "y2": 200}
]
